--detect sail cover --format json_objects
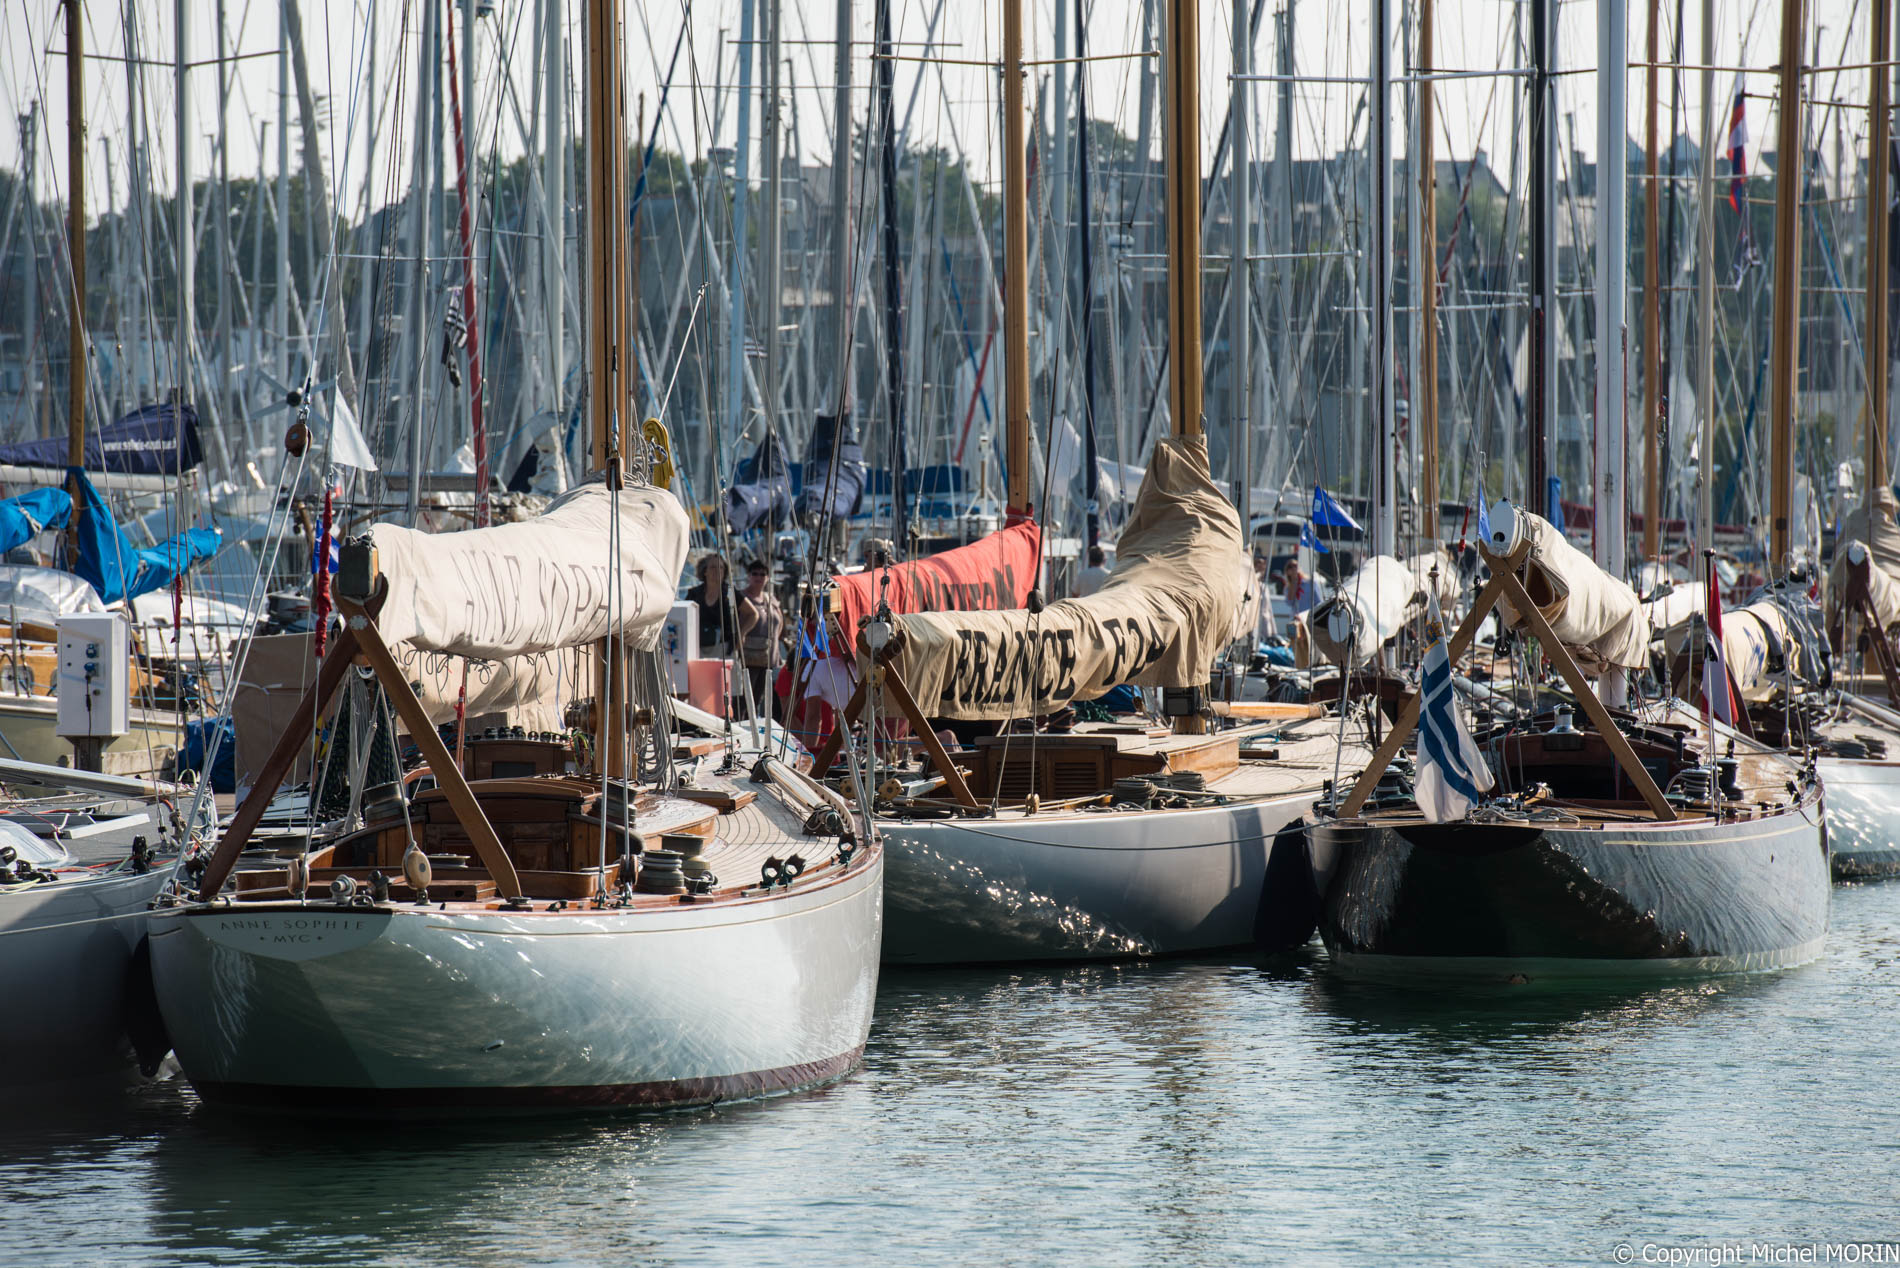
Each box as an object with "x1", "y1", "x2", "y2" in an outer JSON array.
[
  {"x1": 883, "y1": 437, "x2": 1250, "y2": 720},
  {"x1": 1829, "y1": 489, "x2": 1900, "y2": 631},
  {"x1": 726, "y1": 431, "x2": 793, "y2": 536},
  {"x1": 0, "y1": 404, "x2": 202, "y2": 476},
  {"x1": 0, "y1": 487, "x2": 72, "y2": 557},
  {"x1": 830, "y1": 520, "x2": 1042, "y2": 644},
  {"x1": 796, "y1": 412, "x2": 867, "y2": 523},
  {"x1": 370, "y1": 482, "x2": 689, "y2": 659},
  {"x1": 1491, "y1": 507, "x2": 1650, "y2": 671},
  {"x1": 70, "y1": 471, "x2": 221, "y2": 604},
  {"x1": 1307, "y1": 555, "x2": 1421, "y2": 667},
  {"x1": 1663, "y1": 599, "x2": 1804, "y2": 702}
]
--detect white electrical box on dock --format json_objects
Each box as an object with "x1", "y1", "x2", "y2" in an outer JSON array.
[
  {"x1": 56, "y1": 613, "x2": 130, "y2": 738},
  {"x1": 662, "y1": 601, "x2": 699, "y2": 694}
]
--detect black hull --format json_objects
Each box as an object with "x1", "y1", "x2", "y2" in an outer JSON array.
[{"x1": 1311, "y1": 801, "x2": 1829, "y2": 980}]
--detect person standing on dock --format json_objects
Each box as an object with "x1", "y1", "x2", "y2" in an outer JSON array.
[{"x1": 736, "y1": 559, "x2": 783, "y2": 715}]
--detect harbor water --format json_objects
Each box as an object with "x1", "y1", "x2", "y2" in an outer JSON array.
[{"x1": 6, "y1": 880, "x2": 1897, "y2": 1267}]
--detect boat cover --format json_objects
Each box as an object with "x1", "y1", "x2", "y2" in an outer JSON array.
[
  {"x1": 884, "y1": 437, "x2": 1250, "y2": 719},
  {"x1": 1496, "y1": 510, "x2": 1651, "y2": 671},
  {"x1": 1644, "y1": 583, "x2": 1707, "y2": 636},
  {"x1": 0, "y1": 488, "x2": 71, "y2": 557},
  {"x1": 1663, "y1": 599, "x2": 1798, "y2": 702},
  {"x1": 70, "y1": 472, "x2": 221, "y2": 604},
  {"x1": 1307, "y1": 555, "x2": 1419, "y2": 667},
  {"x1": 726, "y1": 431, "x2": 793, "y2": 536},
  {"x1": 830, "y1": 520, "x2": 1042, "y2": 645},
  {"x1": 0, "y1": 403, "x2": 203, "y2": 476},
  {"x1": 796, "y1": 412, "x2": 867, "y2": 523},
  {"x1": 369, "y1": 482, "x2": 689, "y2": 659},
  {"x1": 1829, "y1": 488, "x2": 1900, "y2": 631}
]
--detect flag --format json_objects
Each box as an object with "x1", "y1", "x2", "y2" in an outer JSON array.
[
  {"x1": 1475, "y1": 498, "x2": 1492, "y2": 545},
  {"x1": 326, "y1": 392, "x2": 379, "y2": 471},
  {"x1": 1415, "y1": 592, "x2": 1493, "y2": 822},
  {"x1": 1299, "y1": 522, "x2": 1331, "y2": 554},
  {"x1": 1701, "y1": 564, "x2": 1740, "y2": 725},
  {"x1": 1311, "y1": 485, "x2": 1361, "y2": 531},
  {"x1": 1726, "y1": 92, "x2": 1749, "y2": 213}
]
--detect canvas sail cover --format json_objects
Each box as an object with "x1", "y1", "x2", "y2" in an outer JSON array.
[
  {"x1": 797, "y1": 412, "x2": 867, "y2": 523},
  {"x1": 1644, "y1": 583, "x2": 1707, "y2": 637},
  {"x1": 1662, "y1": 600, "x2": 1796, "y2": 703},
  {"x1": 1492, "y1": 507, "x2": 1650, "y2": 671},
  {"x1": 1307, "y1": 555, "x2": 1420, "y2": 667},
  {"x1": 829, "y1": 520, "x2": 1042, "y2": 644},
  {"x1": 726, "y1": 431, "x2": 793, "y2": 536},
  {"x1": 369, "y1": 483, "x2": 689, "y2": 659},
  {"x1": 1829, "y1": 489, "x2": 1900, "y2": 631},
  {"x1": 883, "y1": 437, "x2": 1249, "y2": 720},
  {"x1": 0, "y1": 404, "x2": 203, "y2": 476}
]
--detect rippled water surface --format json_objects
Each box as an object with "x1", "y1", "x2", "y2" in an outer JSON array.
[{"x1": 7, "y1": 882, "x2": 1900, "y2": 1266}]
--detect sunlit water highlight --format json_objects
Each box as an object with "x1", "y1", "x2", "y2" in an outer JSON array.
[{"x1": 5, "y1": 883, "x2": 1898, "y2": 1266}]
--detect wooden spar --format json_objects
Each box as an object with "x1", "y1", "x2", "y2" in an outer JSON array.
[
  {"x1": 63, "y1": 0, "x2": 83, "y2": 571},
  {"x1": 1336, "y1": 537, "x2": 1677, "y2": 821},
  {"x1": 193, "y1": 623, "x2": 363, "y2": 900},
  {"x1": 583, "y1": 0, "x2": 631, "y2": 778},
  {"x1": 1164, "y1": 0, "x2": 1203, "y2": 439},
  {"x1": 1418, "y1": 0, "x2": 1439, "y2": 542},
  {"x1": 1767, "y1": 0, "x2": 1806, "y2": 571},
  {"x1": 1003, "y1": 0, "x2": 1032, "y2": 516},
  {"x1": 336, "y1": 595, "x2": 526, "y2": 898},
  {"x1": 1642, "y1": 0, "x2": 1662, "y2": 561},
  {"x1": 1869, "y1": 0, "x2": 1893, "y2": 508}
]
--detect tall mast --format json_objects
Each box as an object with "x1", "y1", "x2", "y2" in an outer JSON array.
[
  {"x1": 1594, "y1": 0, "x2": 1629, "y2": 579},
  {"x1": 582, "y1": 0, "x2": 632, "y2": 777},
  {"x1": 1695, "y1": 0, "x2": 1715, "y2": 548},
  {"x1": 875, "y1": 0, "x2": 906, "y2": 539},
  {"x1": 405, "y1": 0, "x2": 437, "y2": 522},
  {"x1": 1767, "y1": 0, "x2": 1805, "y2": 570},
  {"x1": 1372, "y1": 0, "x2": 1396, "y2": 556},
  {"x1": 829, "y1": 0, "x2": 855, "y2": 423},
  {"x1": 1163, "y1": 0, "x2": 1203, "y2": 439},
  {"x1": 1641, "y1": 0, "x2": 1662, "y2": 561},
  {"x1": 1230, "y1": 0, "x2": 1252, "y2": 540},
  {"x1": 18, "y1": 105, "x2": 38, "y2": 435},
  {"x1": 542, "y1": 0, "x2": 566, "y2": 411},
  {"x1": 277, "y1": 7, "x2": 290, "y2": 381},
  {"x1": 1003, "y1": 0, "x2": 1032, "y2": 514},
  {"x1": 1417, "y1": 0, "x2": 1439, "y2": 542},
  {"x1": 727, "y1": 0, "x2": 756, "y2": 479},
  {"x1": 64, "y1": 0, "x2": 84, "y2": 570},
  {"x1": 1867, "y1": 0, "x2": 1893, "y2": 508},
  {"x1": 1529, "y1": 0, "x2": 1555, "y2": 518},
  {"x1": 1076, "y1": 0, "x2": 1102, "y2": 549},
  {"x1": 175, "y1": 0, "x2": 194, "y2": 423},
  {"x1": 762, "y1": 0, "x2": 784, "y2": 455}
]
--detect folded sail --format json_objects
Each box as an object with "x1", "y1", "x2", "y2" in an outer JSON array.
[
  {"x1": 1489, "y1": 506, "x2": 1650, "y2": 671},
  {"x1": 830, "y1": 520, "x2": 1042, "y2": 642},
  {"x1": 885, "y1": 437, "x2": 1249, "y2": 720},
  {"x1": 1307, "y1": 555, "x2": 1421, "y2": 667},
  {"x1": 369, "y1": 483, "x2": 688, "y2": 659}
]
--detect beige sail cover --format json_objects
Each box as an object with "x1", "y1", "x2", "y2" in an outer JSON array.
[
  {"x1": 1662, "y1": 601, "x2": 1796, "y2": 703},
  {"x1": 369, "y1": 483, "x2": 689, "y2": 659},
  {"x1": 1644, "y1": 584, "x2": 1706, "y2": 637},
  {"x1": 1307, "y1": 555, "x2": 1420, "y2": 667},
  {"x1": 885, "y1": 437, "x2": 1249, "y2": 720},
  {"x1": 1496, "y1": 510, "x2": 1650, "y2": 671},
  {"x1": 1408, "y1": 546, "x2": 1464, "y2": 611},
  {"x1": 1829, "y1": 490, "x2": 1900, "y2": 631}
]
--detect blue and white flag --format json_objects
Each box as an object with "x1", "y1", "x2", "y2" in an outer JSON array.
[
  {"x1": 1415, "y1": 593, "x2": 1493, "y2": 822},
  {"x1": 1299, "y1": 522, "x2": 1331, "y2": 554},
  {"x1": 1311, "y1": 485, "x2": 1361, "y2": 531}
]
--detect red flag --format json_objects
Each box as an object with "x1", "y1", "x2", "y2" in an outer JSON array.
[{"x1": 1702, "y1": 564, "x2": 1740, "y2": 725}]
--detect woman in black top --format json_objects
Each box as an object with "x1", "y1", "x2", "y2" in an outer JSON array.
[{"x1": 686, "y1": 554, "x2": 731, "y2": 655}]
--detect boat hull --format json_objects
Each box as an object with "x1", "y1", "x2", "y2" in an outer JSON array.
[
  {"x1": 3, "y1": 867, "x2": 170, "y2": 1087},
  {"x1": 1818, "y1": 758, "x2": 1900, "y2": 879},
  {"x1": 148, "y1": 853, "x2": 883, "y2": 1110},
  {"x1": 1310, "y1": 802, "x2": 1829, "y2": 981},
  {"x1": 879, "y1": 794, "x2": 1317, "y2": 964}
]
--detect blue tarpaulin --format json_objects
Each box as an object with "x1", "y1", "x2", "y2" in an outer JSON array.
[
  {"x1": 795, "y1": 412, "x2": 866, "y2": 522},
  {"x1": 69, "y1": 470, "x2": 221, "y2": 603},
  {"x1": 0, "y1": 487, "x2": 72, "y2": 556},
  {"x1": 726, "y1": 431, "x2": 793, "y2": 536},
  {"x1": 0, "y1": 404, "x2": 202, "y2": 476}
]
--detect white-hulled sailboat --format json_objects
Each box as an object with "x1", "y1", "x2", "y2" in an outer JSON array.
[{"x1": 145, "y1": 0, "x2": 880, "y2": 1110}]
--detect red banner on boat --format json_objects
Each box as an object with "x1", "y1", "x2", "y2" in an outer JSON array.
[{"x1": 830, "y1": 521, "x2": 1042, "y2": 646}]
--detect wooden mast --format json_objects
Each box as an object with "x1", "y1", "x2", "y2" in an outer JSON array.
[
  {"x1": 1163, "y1": 0, "x2": 1203, "y2": 440},
  {"x1": 1003, "y1": 0, "x2": 1033, "y2": 516},
  {"x1": 1417, "y1": 0, "x2": 1438, "y2": 542},
  {"x1": 583, "y1": 0, "x2": 632, "y2": 776},
  {"x1": 1869, "y1": 0, "x2": 1894, "y2": 508},
  {"x1": 63, "y1": 0, "x2": 84, "y2": 570},
  {"x1": 1767, "y1": 0, "x2": 1806, "y2": 571},
  {"x1": 1641, "y1": 0, "x2": 1662, "y2": 561}
]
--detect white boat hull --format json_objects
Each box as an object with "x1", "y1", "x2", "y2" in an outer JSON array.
[
  {"x1": 3, "y1": 867, "x2": 170, "y2": 1086},
  {"x1": 1818, "y1": 757, "x2": 1900, "y2": 879},
  {"x1": 879, "y1": 794, "x2": 1315, "y2": 964},
  {"x1": 148, "y1": 854, "x2": 883, "y2": 1109}
]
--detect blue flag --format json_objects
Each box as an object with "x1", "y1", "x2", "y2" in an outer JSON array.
[
  {"x1": 1475, "y1": 498, "x2": 1492, "y2": 545},
  {"x1": 1415, "y1": 594, "x2": 1494, "y2": 821},
  {"x1": 1311, "y1": 485, "x2": 1361, "y2": 531},
  {"x1": 1299, "y1": 522, "x2": 1331, "y2": 554}
]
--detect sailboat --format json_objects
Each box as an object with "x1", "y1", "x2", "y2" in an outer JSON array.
[
  {"x1": 801, "y1": 0, "x2": 1369, "y2": 965},
  {"x1": 145, "y1": 0, "x2": 882, "y2": 1110}
]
